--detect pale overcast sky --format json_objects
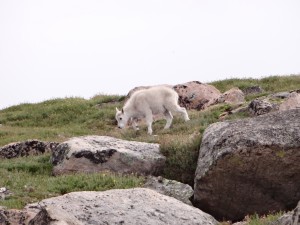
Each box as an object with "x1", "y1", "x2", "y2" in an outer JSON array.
[{"x1": 1, "y1": 0, "x2": 300, "y2": 109}]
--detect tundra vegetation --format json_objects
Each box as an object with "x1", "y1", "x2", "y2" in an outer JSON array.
[{"x1": 0, "y1": 75, "x2": 299, "y2": 224}]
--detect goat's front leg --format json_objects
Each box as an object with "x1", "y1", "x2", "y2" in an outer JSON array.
[{"x1": 132, "y1": 118, "x2": 139, "y2": 131}]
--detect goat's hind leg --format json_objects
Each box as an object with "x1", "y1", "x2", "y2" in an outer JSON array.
[
  {"x1": 164, "y1": 110, "x2": 173, "y2": 129},
  {"x1": 175, "y1": 105, "x2": 190, "y2": 121}
]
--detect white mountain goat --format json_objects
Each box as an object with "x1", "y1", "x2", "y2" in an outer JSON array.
[{"x1": 115, "y1": 86, "x2": 190, "y2": 135}]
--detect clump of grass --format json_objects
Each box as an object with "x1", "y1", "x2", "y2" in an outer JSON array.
[
  {"x1": 160, "y1": 134, "x2": 201, "y2": 186},
  {"x1": 220, "y1": 212, "x2": 284, "y2": 225},
  {"x1": 245, "y1": 212, "x2": 284, "y2": 225}
]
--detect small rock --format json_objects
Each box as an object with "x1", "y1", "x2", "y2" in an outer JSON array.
[
  {"x1": 248, "y1": 98, "x2": 277, "y2": 116},
  {"x1": 143, "y1": 176, "x2": 194, "y2": 205},
  {"x1": 217, "y1": 88, "x2": 245, "y2": 105},
  {"x1": 271, "y1": 92, "x2": 291, "y2": 99},
  {"x1": 242, "y1": 86, "x2": 263, "y2": 95},
  {"x1": 0, "y1": 187, "x2": 12, "y2": 200}
]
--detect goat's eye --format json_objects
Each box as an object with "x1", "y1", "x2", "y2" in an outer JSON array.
[{"x1": 119, "y1": 118, "x2": 122, "y2": 120}]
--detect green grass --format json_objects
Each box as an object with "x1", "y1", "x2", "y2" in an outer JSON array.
[
  {"x1": 211, "y1": 74, "x2": 300, "y2": 93},
  {"x1": 0, "y1": 74, "x2": 299, "y2": 211},
  {"x1": 220, "y1": 212, "x2": 284, "y2": 225},
  {"x1": 0, "y1": 154, "x2": 144, "y2": 209},
  {"x1": 160, "y1": 135, "x2": 201, "y2": 186},
  {"x1": 0, "y1": 96, "x2": 124, "y2": 146},
  {"x1": 241, "y1": 212, "x2": 284, "y2": 225},
  {"x1": 248, "y1": 213, "x2": 283, "y2": 225}
]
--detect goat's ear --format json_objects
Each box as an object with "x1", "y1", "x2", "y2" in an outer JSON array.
[
  {"x1": 122, "y1": 108, "x2": 124, "y2": 113},
  {"x1": 116, "y1": 107, "x2": 120, "y2": 113}
]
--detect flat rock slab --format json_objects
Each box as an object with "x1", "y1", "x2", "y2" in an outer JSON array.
[
  {"x1": 51, "y1": 136, "x2": 166, "y2": 176},
  {"x1": 194, "y1": 109, "x2": 300, "y2": 221},
  {"x1": 26, "y1": 188, "x2": 218, "y2": 225}
]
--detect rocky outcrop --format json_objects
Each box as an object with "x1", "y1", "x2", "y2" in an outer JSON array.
[
  {"x1": 279, "y1": 91, "x2": 300, "y2": 111},
  {"x1": 143, "y1": 176, "x2": 194, "y2": 205},
  {"x1": 242, "y1": 86, "x2": 263, "y2": 96},
  {"x1": 51, "y1": 136, "x2": 166, "y2": 176},
  {"x1": 247, "y1": 90, "x2": 300, "y2": 116},
  {"x1": 0, "y1": 140, "x2": 59, "y2": 159},
  {"x1": 248, "y1": 98, "x2": 278, "y2": 116},
  {"x1": 194, "y1": 109, "x2": 300, "y2": 221},
  {"x1": 0, "y1": 188, "x2": 218, "y2": 225},
  {"x1": 173, "y1": 81, "x2": 221, "y2": 110},
  {"x1": 271, "y1": 200, "x2": 300, "y2": 225},
  {"x1": 216, "y1": 87, "x2": 245, "y2": 105}
]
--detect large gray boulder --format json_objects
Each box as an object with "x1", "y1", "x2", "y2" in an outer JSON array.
[
  {"x1": 194, "y1": 109, "x2": 300, "y2": 221},
  {"x1": 24, "y1": 188, "x2": 218, "y2": 225},
  {"x1": 51, "y1": 136, "x2": 165, "y2": 176}
]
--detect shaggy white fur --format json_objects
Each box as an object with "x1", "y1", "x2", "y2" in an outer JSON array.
[{"x1": 116, "y1": 86, "x2": 190, "y2": 135}]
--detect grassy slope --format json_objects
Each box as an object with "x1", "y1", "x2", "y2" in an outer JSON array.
[{"x1": 0, "y1": 75, "x2": 298, "y2": 221}]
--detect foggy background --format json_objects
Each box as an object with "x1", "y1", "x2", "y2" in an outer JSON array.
[{"x1": 1, "y1": 0, "x2": 299, "y2": 109}]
